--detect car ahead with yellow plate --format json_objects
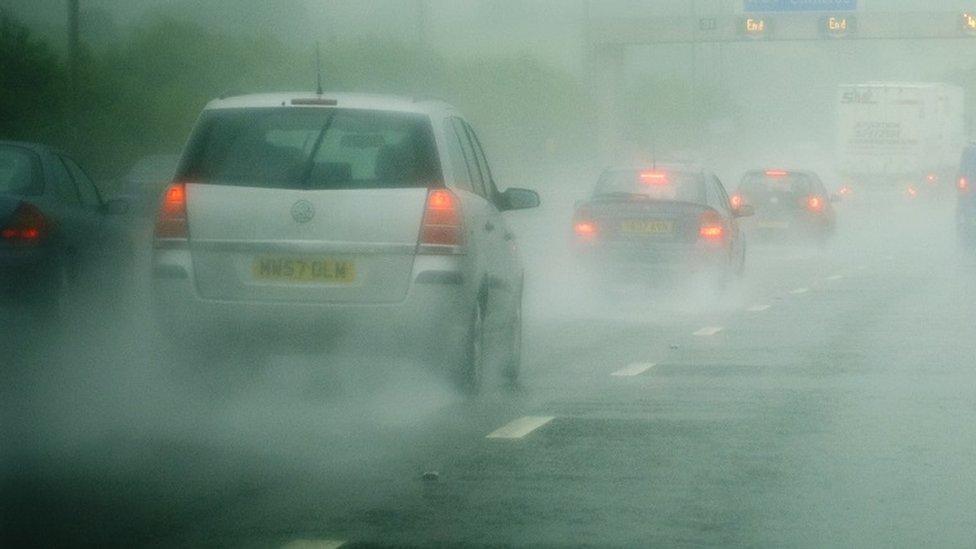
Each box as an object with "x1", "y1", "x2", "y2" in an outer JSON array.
[
  {"x1": 571, "y1": 166, "x2": 751, "y2": 286},
  {"x1": 731, "y1": 169, "x2": 837, "y2": 245},
  {"x1": 151, "y1": 92, "x2": 540, "y2": 392}
]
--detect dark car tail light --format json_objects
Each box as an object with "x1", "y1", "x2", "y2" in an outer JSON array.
[
  {"x1": 418, "y1": 188, "x2": 464, "y2": 254},
  {"x1": 1, "y1": 201, "x2": 47, "y2": 246},
  {"x1": 699, "y1": 210, "x2": 725, "y2": 241},
  {"x1": 806, "y1": 195, "x2": 825, "y2": 213},
  {"x1": 154, "y1": 182, "x2": 189, "y2": 243},
  {"x1": 573, "y1": 221, "x2": 598, "y2": 237}
]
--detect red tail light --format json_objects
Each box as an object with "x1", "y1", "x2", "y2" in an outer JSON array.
[
  {"x1": 730, "y1": 194, "x2": 743, "y2": 209},
  {"x1": 765, "y1": 170, "x2": 788, "y2": 177},
  {"x1": 926, "y1": 173, "x2": 937, "y2": 184},
  {"x1": 959, "y1": 177, "x2": 970, "y2": 192},
  {"x1": 154, "y1": 183, "x2": 188, "y2": 242},
  {"x1": 1, "y1": 202, "x2": 47, "y2": 246},
  {"x1": 418, "y1": 189, "x2": 464, "y2": 253},
  {"x1": 806, "y1": 195, "x2": 824, "y2": 212},
  {"x1": 573, "y1": 221, "x2": 597, "y2": 237},
  {"x1": 839, "y1": 185, "x2": 853, "y2": 196},
  {"x1": 699, "y1": 211, "x2": 725, "y2": 241},
  {"x1": 906, "y1": 186, "x2": 919, "y2": 199}
]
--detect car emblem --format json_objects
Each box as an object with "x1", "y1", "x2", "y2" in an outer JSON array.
[{"x1": 291, "y1": 200, "x2": 315, "y2": 223}]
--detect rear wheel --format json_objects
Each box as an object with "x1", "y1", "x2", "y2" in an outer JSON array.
[
  {"x1": 502, "y1": 297, "x2": 522, "y2": 384},
  {"x1": 456, "y1": 298, "x2": 486, "y2": 395}
]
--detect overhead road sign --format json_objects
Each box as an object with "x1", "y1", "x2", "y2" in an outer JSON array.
[{"x1": 744, "y1": 0, "x2": 857, "y2": 12}]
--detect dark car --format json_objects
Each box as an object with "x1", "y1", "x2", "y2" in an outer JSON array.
[
  {"x1": 0, "y1": 141, "x2": 130, "y2": 315},
  {"x1": 571, "y1": 165, "x2": 751, "y2": 287},
  {"x1": 732, "y1": 169, "x2": 837, "y2": 245},
  {"x1": 957, "y1": 144, "x2": 976, "y2": 247}
]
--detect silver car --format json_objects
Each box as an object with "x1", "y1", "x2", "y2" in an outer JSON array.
[{"x1": 151, "y1": 93, "x2": 539, "y2": 392}]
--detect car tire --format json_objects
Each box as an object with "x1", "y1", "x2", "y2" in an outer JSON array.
[
  {"x1": 502, "y1": 297, "x2": 522, "y2": 384},
  {"x1": 456, "y1": 297, "x2": 487, "y2": 395}
]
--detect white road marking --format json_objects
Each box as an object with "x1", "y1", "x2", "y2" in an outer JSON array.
[
  {"x1": 747, "y1": 304, "x2": 771, "y2": 312},
  {"x1": 826, "y1": 274, "x2": 844, "y2": 281},
  {"x1": 694, "y1": 326, "x2": 724, "y2": 336},
  {"x1": 487, "y1": 416, "x2": 555, "y2": 439},
  {"x1": 790, "y1": 287, "x2": 810, "y2": 295},
  {"x1": 611, "y1": 363, "x2": 656, "y2": 377},
  {"x1": 282, "y1": 540, "x2": 345, "y2": 549}
]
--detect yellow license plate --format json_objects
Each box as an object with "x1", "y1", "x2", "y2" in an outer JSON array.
[
  {"x1": 620, "y1": 219, "x2": 674, "y2": 235},
  {"x1": 252, "y1": 257, "x2": 356, "y2": 283}
]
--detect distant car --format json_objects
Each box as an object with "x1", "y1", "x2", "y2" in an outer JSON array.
[
  {"x1": 571, "y1": 165, "x2": 750, "y2": 287},
  {"x1": 732, "y1": 169, "x2": 837, "y2": 244},
  {"x1": 956, "y1": 144, "x2": 976, "y2": 247},
  {"x1": 0, "y1": 141, "x2": 130, "y2": 314},
  {"x1": 151, "y1": 92, "x2": 539, "y2": 392},
  {"x1": 120, "y1": 154, "x2": 180, "y2": 217}
]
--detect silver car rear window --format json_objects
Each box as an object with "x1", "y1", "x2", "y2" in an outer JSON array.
[{"x1": 178, "y1": 108, "x2": 442, "y2": 190}]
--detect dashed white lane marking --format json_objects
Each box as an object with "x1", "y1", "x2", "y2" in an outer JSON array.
[
  {"x1": 281, "y1": 540, "x2": 345, "y2": 549},
  {"x1": 790, "y1": 287, "x2": 810, "y2": 295},
  {"x1": 826, "y1": 274, "x2": 844, "y2": 281},
  {"x1": 611, "y1": 363, "x2": 656, "y2": 377},
  {"x1": 694, "y1": 326, "x2": 724, "y2": 336},
  {"x1": 487, "y1": 416, "x2": 555, "y2": 439},
  {"x1": 747, "y1": 304, "x2": 771, "y2": 312}
]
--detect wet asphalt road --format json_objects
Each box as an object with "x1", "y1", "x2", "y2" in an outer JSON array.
[{"x1": 2, "y1": 199, "x2": 976, "y2": 547}]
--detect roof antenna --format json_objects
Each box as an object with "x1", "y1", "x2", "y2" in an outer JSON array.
[{"x1": 315, "y1": 42, "x2": 324, "y2": 95}]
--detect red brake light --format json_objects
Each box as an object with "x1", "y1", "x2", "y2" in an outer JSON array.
[
  {"x1": 806, "y1": 195, "x2": 824, "y2": 212},
  {"x1": 639, "y1": 171, "x2": 668, "y2": 185},
  {"x1": 959, "y1": 177, "x2": 970, "y2": 192},
  {"x1": 154, "y1": 182, "x2": 188, "y2": 241},
  {"x1": 926, "y1": 174, "x2": 937, "y2": 184},
  {"x1": 419, "y1": 189, "x2": 464, "y2": 252},
  {"x1": 730, "y1": 194, "x2": 743, "y2": 209},
  {"x1": 699, "y1": 211, "x2": 725, "y2": 240},
  {"x1": 906, "y1": 186, "x2": 919, "y2": 198},
  {"x1": 765, "y1": 170, "x2": 788, "y2": 177},
  {"x1": 1, "y1": 202, "x2": 47, "y2": 246},
  {"x1": 839, "y1": 185, "x2": 853, "y2": 196},
  {"x1": 574, "y1": 221, "x2": 597, "y2": 236}
]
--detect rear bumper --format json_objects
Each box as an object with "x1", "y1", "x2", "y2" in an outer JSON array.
[
  {"x1": 573, "y1": 242, "x2": 730, "y2": 279},
  {"x1": 746, "y1": 216, "x2": 832, "y2": 241},
  {"x1": 0, "y1": 247, "x2": 51, "y2": 270},
  {"x1": 151, "y1": 249, "x2": 473, "y2": 362},
  {"x1": 0, "y1": 247, "x2": 58, "y2": 302}
]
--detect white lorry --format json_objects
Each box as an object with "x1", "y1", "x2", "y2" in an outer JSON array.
[{"x1": 836, "y1": 82, "x2": 965, "y2": 196}]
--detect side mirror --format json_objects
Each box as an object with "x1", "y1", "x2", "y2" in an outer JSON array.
[
  {"x1": 501, "y1": 188, "x2": 540, "y2": 211},
  {"x1": 101, "y1": 198, "x2": 129, "y2": 216},
  {"x1": 732, "y1": 204, "x2": 755, "y2": 218}
]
